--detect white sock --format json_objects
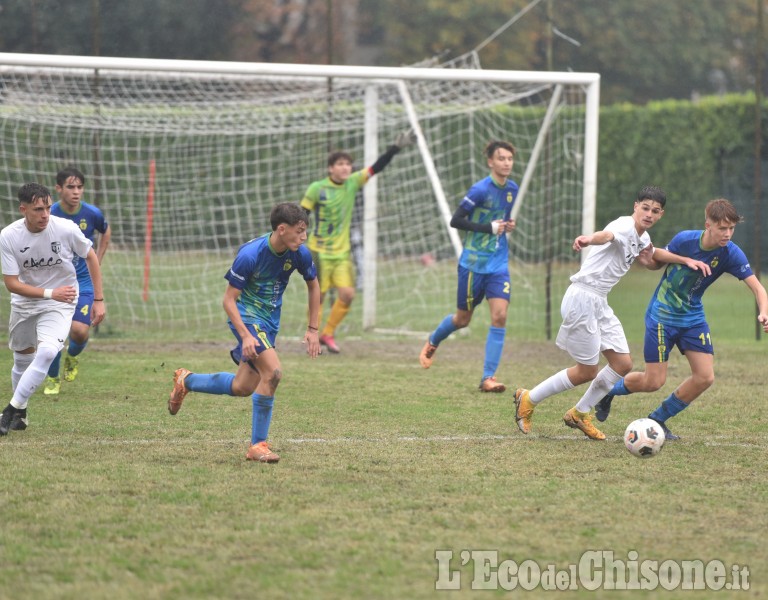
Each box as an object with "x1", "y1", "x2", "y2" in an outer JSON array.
[
  {"x1": 575, "y1": 365, "x2": 621, "y2": 412},
  {"x1": 11, "y1": 352, "x2": 35, "y2": 392},
  {"x1": 12, "y1": 344, "x2": 58, "y2": 410},
  {"x1": 530, "y1": 369, "x2": 574, "y2": 404}
]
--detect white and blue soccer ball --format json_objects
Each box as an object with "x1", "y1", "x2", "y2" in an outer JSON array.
[{"x1": 624, "y1": 418, "x2": 666, "y2": 458}]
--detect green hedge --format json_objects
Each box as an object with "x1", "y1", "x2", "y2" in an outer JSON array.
[{"x1": 597, "y1": 94, "x2": 767, "y2": 268}]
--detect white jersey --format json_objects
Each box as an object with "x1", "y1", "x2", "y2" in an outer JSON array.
[
  {"x1": 569, "y1": 215, "x2": 651, "y2": 297},
  {"x1": 1, "y1": 214, "x2": 93, "y2": 310}
]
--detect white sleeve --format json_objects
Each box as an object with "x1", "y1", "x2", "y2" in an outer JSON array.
[
  {"x1": 0, "y1": 231, "x2": 20, "y2": 276},
  {"x1": 65, "y1": 220, "x2": 94, "y2": 258}
]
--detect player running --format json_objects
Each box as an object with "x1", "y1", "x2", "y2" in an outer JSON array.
[
  {"x1": 513, "y1": 186, "x2": 710, "y2": 440},
  {"x1": 1, "y1": 183, "x2": 105, "y2": 434},
  {"x1": 167, "y1": 203, "x2": 320, "y2": 463},
  {"x1": 594, "y1": 198, "x2": 768, "y2": 439},
  {"x1": 44, "y1": 167, "x2": 111, "y2": 395}
]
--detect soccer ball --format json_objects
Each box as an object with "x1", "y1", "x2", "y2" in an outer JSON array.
[{"x1": 624, "y1": 418, "x2": 666, "y2": 458}]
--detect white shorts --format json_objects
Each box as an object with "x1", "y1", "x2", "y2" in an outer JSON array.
[
  {"x1": 555, "y1": 284, "x2": 629, "y2": 365},
  {"x1": 8, "y1": 302, "x2": 76, "y2": 352}
]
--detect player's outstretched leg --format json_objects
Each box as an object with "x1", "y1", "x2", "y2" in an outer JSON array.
[
  {"x1": 514, "y1": 388, "x2": 535, "y2": 434},
  {"x1": 595, "y1": 394, "x2": 614, "y2": 422},
  {"x1": 168, "y1": 368, "x2": 192, "y2": 415},
  {"x1": 563, "y1": 407, "x2": 605, "y2": 440}
]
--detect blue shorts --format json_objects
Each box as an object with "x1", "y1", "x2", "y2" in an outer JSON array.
[
  {"x1": 228, "y1": 322, "x2": 276, "y2": 371},
  {"x1": 456, "y1": 265, "x2": 510, "y2": 311},
  {"x1": 72, "y1": 291, "x2": 94, "y2": 326},
  {"x1": 643, "y1": 314, "x2": 714, "y2": 363}
]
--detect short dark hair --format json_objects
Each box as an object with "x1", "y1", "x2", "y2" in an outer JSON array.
[
  {"x1": 636, "y1": 185, "x2": 666, "y2": 208},
  {"x1": 270, "y1": 202, "x2": 309, "y2": 230},
  {"x1": 705, "y1": 198, "x2": 743, "y2": 224},
  {"x1": 485, "y1": 140, "x2": 516, "y2": 159},
  {"x1": 327, "y1": 151, "x2": 353, "y2": 167},
  {"x1": 18, "y1": 182, "x2": 52, "y2": 205},
  {"x1": 56, "y1": 166, "x2": 86, "y2": 186}
]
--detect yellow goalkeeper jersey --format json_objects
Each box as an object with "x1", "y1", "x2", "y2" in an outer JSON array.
[{"x1": 300, "y1": 169, "x2": 370, "y2": 258}]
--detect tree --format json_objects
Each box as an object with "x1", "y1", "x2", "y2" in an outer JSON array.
[
  {"x1": 0, "y1": 0, "x2": 240, "y2": 60},
  {"x1": 228, "y1": 0, "x2": 361, "y2": 64},
  {"x1": 366, "y1": 0, "x2": 765, "y2": 104}
]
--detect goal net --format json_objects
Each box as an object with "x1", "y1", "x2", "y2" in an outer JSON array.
[{"x1": 0, "y1": 52, "x2": 599, "y2": 341}]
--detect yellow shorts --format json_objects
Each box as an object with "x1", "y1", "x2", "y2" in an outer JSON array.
[{"x1": 311, "y1": 251, "x2": 356, "y2": 294}]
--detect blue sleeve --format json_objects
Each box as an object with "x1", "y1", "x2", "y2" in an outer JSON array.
[
  {"x1": 727, "y1": 244, "x2": 754, "y2": 280},
  {"x1": 225, "y1": 250, "x2": 257, "y2": 290},
  {"x1": 297, "y1": 247, "x2": 318, "y2": 281},
  {"x1": 664, "y1": 231, "x2": 687, "y2": 254},
  {"x1": 94, "y1": 206, "x2": 108, "y2": 234},
  {"x1": 458, "y1": 181, "x2": 483, "y2": 212}
]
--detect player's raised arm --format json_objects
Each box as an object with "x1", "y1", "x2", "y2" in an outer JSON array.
[
  {"x1": 572, "y1": 230, "x2": 614, "y2": 252},
  {"x1": 368, "y1": 128, "x2": 415, "y2": 176}
]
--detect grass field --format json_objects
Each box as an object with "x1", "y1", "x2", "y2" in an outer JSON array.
[
  {"x1": 0, "y1": 329, "x2": 765, "y2": 598},
  {"x1": 0, "y1": 265, "x2": 766, "y2": 598}
]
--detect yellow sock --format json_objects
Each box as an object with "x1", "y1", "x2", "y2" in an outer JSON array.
[{"x1": 322, "y1": 299, "x2": 350, "y2": 336}]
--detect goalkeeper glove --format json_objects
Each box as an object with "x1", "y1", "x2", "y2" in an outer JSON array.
[{"x1": 393, "y1": 129, "x2": 416, "y2": 149}]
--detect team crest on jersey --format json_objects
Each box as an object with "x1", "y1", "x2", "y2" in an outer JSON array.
[
  {"x1": 51, "y1": 242, "x2": 61, "y2": 254},
  {"x1": 711, "y1": 257, "x2": 719, "y2": 269},
  {"x1": 80, "y1": 219, "x2": 87, "y2": 231},
  {"x1": 506, "y1": 192, "x2": 513, "y2": 203},
  {"x1": 283, "y1": 261, "x2": 292, "y2": 271}
]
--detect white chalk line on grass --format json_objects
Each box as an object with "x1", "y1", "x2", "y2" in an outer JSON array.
[{"x1": 4, "y1": 433, "x2": 765, "y2": 449}]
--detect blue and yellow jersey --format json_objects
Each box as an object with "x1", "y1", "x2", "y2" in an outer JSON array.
[
  {"x1": 457, "y1": 176, "x2": 518, "y2": 274},
  {"x1": 300, "y1": 170, "x2": 370, "y2": 258},
  {"x1": 648, "y1": 230, "x2": 753, "y2": 327},
  {"x1": 51, "y1": 200, "x2": 108, "y2": 294},
  {"x1": 224, "y1": 233, "x2": 317, "y2": 333}
]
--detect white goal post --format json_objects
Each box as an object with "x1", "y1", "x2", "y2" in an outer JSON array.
[{"x1": 0, "y1": 52, "x2": 599, "y2": 341}]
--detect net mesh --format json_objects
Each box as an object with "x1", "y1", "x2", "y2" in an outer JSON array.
[{"x1": 0, "y1": 53, "x2": 590, "y2": 340}]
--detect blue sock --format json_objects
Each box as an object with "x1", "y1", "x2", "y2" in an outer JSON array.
[
  {"x1": 185, "y1": 372, "x2": 235, "y2": 395},
  {"x1": 482, "y1": 326, "x2": 506, "y2": 381},
  {"x1": 48, "y1": 351, "x2": 62, "y2": 378},
  {"x1": 649, "y1": 393, "x2": 688, "y2": 423},
  {"x1": 67, "y1": 339, "x2": 88, "y2": 357},
  {"x1": 251, "y1": 394, "x2": 275, "y2": 444},
  {"x1": 430, "y1": 314, "x2": 457, "y2": 346},
  {"x1": 609, "y1": 378, "x2": 631, "y2": 396}
]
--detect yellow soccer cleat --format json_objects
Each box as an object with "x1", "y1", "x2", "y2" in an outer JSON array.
[
  {"x1": 63, "y1": 354, "x2": 79, "y2": 382},
  {"x1": 43, "y1": 376, "x2": 61, "y2": 396},
  {"x1": 563, "y1": 407, "x2": 606, "y2": 440},
  {"x1": 514, "y1": 388, "x2": 534, "y2": 434}
]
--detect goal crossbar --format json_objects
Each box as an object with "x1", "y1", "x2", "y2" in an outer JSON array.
[{"x1": 0, "y1": 52, "x2": 600, "y2": 341}]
